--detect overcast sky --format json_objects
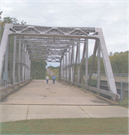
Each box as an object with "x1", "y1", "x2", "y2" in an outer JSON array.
[{"x1": 0, "y1": 0, "x2": 128, "y2": 67}]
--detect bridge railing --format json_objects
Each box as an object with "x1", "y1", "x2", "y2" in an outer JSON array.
[
  {"x1": 59, "y1": 79, "x2": 120, "y2": 101},
  {"x1": 0, "y1": 78, "x2": 32, "y2": 101}
]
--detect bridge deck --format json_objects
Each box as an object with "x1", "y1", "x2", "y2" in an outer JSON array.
[
  {"x1": 1, "y1": 80, "x2": 110, "y2": 105},
  {"x1": 0, "y1": 80, "x2": 128, "y2": 122}
]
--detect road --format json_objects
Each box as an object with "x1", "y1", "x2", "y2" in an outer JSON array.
[
  {"x1": 0, "y1": 80, "x2": 128, "y2": 122},
  {"x1": 46, "y1": 68, "x2": 54, "y2": 76}
]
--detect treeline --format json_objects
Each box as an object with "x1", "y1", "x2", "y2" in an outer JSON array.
[
  {"x1": 49, "y1": 51, "x2": 128, "y2": 76},
  {"x1": 82, "y1": 51, "x2": 128, "y2": 74},
  {"x1": 31, "y1": 60, "x2": 47, "y2": 79}
]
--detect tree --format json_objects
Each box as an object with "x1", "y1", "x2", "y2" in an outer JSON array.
[
  {"x1": 31, "y1": 60, "x2": 47, "y2": 79},
  {"x1": 0, "y1": 17, "x2": 26, "y2": 42}
]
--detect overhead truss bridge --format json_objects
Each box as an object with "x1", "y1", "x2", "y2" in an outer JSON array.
[{"x1": 0, "y1": 24, "x2": 119, "y2": 100}]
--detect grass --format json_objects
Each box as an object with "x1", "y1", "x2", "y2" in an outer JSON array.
[
  {"x1": 119, "y1": 98, "x2": 128, "y2": 109},
  {"x1": 0, "y1": 117, "x2": 128, "y2": 134}
]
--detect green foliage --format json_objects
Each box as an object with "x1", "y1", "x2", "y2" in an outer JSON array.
[
  {"x1": 119, "y1": 98, "x2": 128, "y2": 109},
  {"x1": 89, "y1": 79, "x2": 97, "y2": 87},
  {"x1": 82, "y1": 51, "x2": 128, "y2": 75},
  {"x1": 110, "y1": 51, "x2": 128, "y2": 73},
  {"x1": 31, "y1": 60, "x2": 47, "y2": 79},
  {"x1": 48, "y1": 66, "x2": 59, "y2": 70},
  {"x1": 0, "y1": 17, "x2": 26, "y2": 43}
]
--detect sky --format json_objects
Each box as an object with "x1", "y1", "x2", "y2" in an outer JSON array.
[{"x1": 0, "y1": 0, "x2": 128, "y2": 67}]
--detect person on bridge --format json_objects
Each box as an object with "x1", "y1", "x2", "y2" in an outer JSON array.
[
  {"x1": 52, "y1": 75, "x2": 56, "y2": 84},
  {"x1": 46, "y1": 76, "x2": 49, "y2": 84}
]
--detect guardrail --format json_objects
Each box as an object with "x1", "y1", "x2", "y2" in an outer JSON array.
[
  {"x1": 59, "y1": 79, "x2": 120, "y2": 101},
  {"x1": 0, "y1": 79, "x2": 32, "y2": 101}
]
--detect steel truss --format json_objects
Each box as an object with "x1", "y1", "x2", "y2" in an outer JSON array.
[{"x1": 0, "y1": 24, "x2": 119, "y2": 100}]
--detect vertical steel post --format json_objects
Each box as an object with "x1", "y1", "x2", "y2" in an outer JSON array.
[
  {"x1": 85, "y1": 39, "x2": 88, "y2": 85},
  {"x1": 22, "y1": 43, "x2": 25, "y2": 81},
  {"x1": 120, "y1": 81, "x2": 123, "y2": 101},
  {"x1": 29, "y1": 58, "x2": 31, "y2": 79},
  {"x1": 71, "y1": 45, "x2": 74, "y2": 82},
  {"x1": 64, "y1": 54, "x2": 66, "y2": 80},
  {"x1": 27, "y1": 52, "x2": 29, "y2": 79},
  {"x1": 18, "y1": 39, "x2": 21, "y2": 82},
  {"x1": 78, "y1": 41, "x2": 80, "y2": 83},
  {"x1": 63, "y1": 56, "x2": 65, "y2": 80},
  {"x1": 24, "y1": 45, "x2": 27, "y2": 80},
  {"x1": 97, "y1": 39, "x2": 101, "y2": 94},
  {"x1": 67, "y1": 50, "x2": 69, "y2": 81},
  {"x1": 61, "y1": 58, "x2": 63, "y2": 79},
  {"x1": 73, "y1": 45, "x2": 78, "y2": 82},
  {"x1": 25, "y1": 50, "x2": 28, "y2": 80},
  {"x1": 13, "y1": 36, "x2": 16, "y2": 84},
  {"x1": 80, "y1": 41, "x2": 86, "y2": 83},
  {"x1": 0, "y1": 24, "x2": 13, "y2": 81},
  {"x1": 68, "y1": 47, "x2": 71, "y2": 81},
  {"x1": 3, "y1": 44, "x2": 9, "y2": 87},
  {"x1": 95, "y1": 28, "x2": 117, "y2": 99},
  {"x1": 65, "y1": 52, "x2": 67, "y2": 81},
  {"x1": 59, "y1": 61, "x2": 61, "y2": 80}
]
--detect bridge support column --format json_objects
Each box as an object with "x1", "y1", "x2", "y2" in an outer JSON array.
[
  {"x1": 27, "y1": 52, "x2": 30, "y2": 79},
  {"x1": 71, "y1": 45, "x2": 74, "y2": 82},
  {"x1": 12, "y1": 36, "x2": 17, "y2": 84},
  {"x1": 65, "y1": 52, "x2": 67, "y2": 81},
  {"x1": 18, "y1": 39, "x2": 21, "y2": 82},
  {"x1": 61, "y1": 58, "x2": 63, "y2": 79},
  {"x1": 97, "y1": 39, "x2": 101, "y2": 95},
  {"x1": 73, "y1": 45, "x2": 78, "y2": 82},
  {"x1": 68, "y1": 47, "x2": 71, "y2": 82},
  {"x1": 59, "y1": 62, "x2": 61, "y2": 80},
  {"x1": 22, "y1": 43, "x2": 25, "y2": 81},
  {"x1": 63, "y1": 55, "x2": 65, "y2": 80},
  {"x1": 63, "y1": 54, "x2": 66, "y2": 80},
  {"x1": 85, "y1": 39, "x2": 88, "y2": 85},
  {"x1": 95, "y1": 28, "x2": 118, "y2": 99},
  {"x1": 77, "y1": 41, "x2": 80, "y2": 83},
  {"x1": 28, "y1": 56, "x2": 31, "y2": 79},
  {"x1": 24, "y1": 46, "x2": 27, "y2": 80},
  {"x1": 25, "y1": 49, "x2": 27, "y2": 80},
  {"x1": 3, "y1": 43, "x2": 9, "y2": 87},
  {"x1": 67, "y1": 49, "x2": 69, "y2": 81},
  {"x1": 0, "y1": 24, "x2": 13, "y2": 81}
]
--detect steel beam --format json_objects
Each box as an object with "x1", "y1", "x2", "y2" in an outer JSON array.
[
  {"x1": 0, "y1": 24, "x2": 13, "y2": 80},
  {"x1": 73, "y1": 46, "x2": 78, "y2": 82},
  {"x1": 71, "y1": 45, "x2": 74, "y2": 82},
  {"x1": 65, "y1": 53, "x2": 67, "y2": 80},
  {"x1": 3, "y1": 44, "x2": 9, "y2": 87},
  {"x1": 95, "y1": 28, "x2": 117, "y2": 99},
  {"x1": 67, "y1": 50, "x2": 69, "y2": 81},
  {"x1": 22, "y1": 43, "x2": 25, "y2": 81},
  {"x1": 80, "y1": 42, "x2": 86, "y2": 83},
  {"x1": 68, "y1": 47, "x2": 71, "y2": 81},
  {"x1": 18, "y1": 40, "x2": 21, "y2": 82},
  {"x1": 12, "y1": 36, "x2": 16, "y2": 84},
  {"x1": 97, "y1": 39, "x2": 101, "y2": 94},
  {"x1": 77, "y1": 41, "x2": 80, "y2": 83},
  {"x1": 85, "y1": 39, "x2": 88, "y2": 85}
]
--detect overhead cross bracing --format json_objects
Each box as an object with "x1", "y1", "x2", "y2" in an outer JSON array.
[{"x1": 0, "y1": 24, "x2": 119, "y2": 101}]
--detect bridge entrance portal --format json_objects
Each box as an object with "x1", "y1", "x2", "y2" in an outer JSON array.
[{"x1": 0, "y1": 24, "x2": 119, "y2": 100}]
